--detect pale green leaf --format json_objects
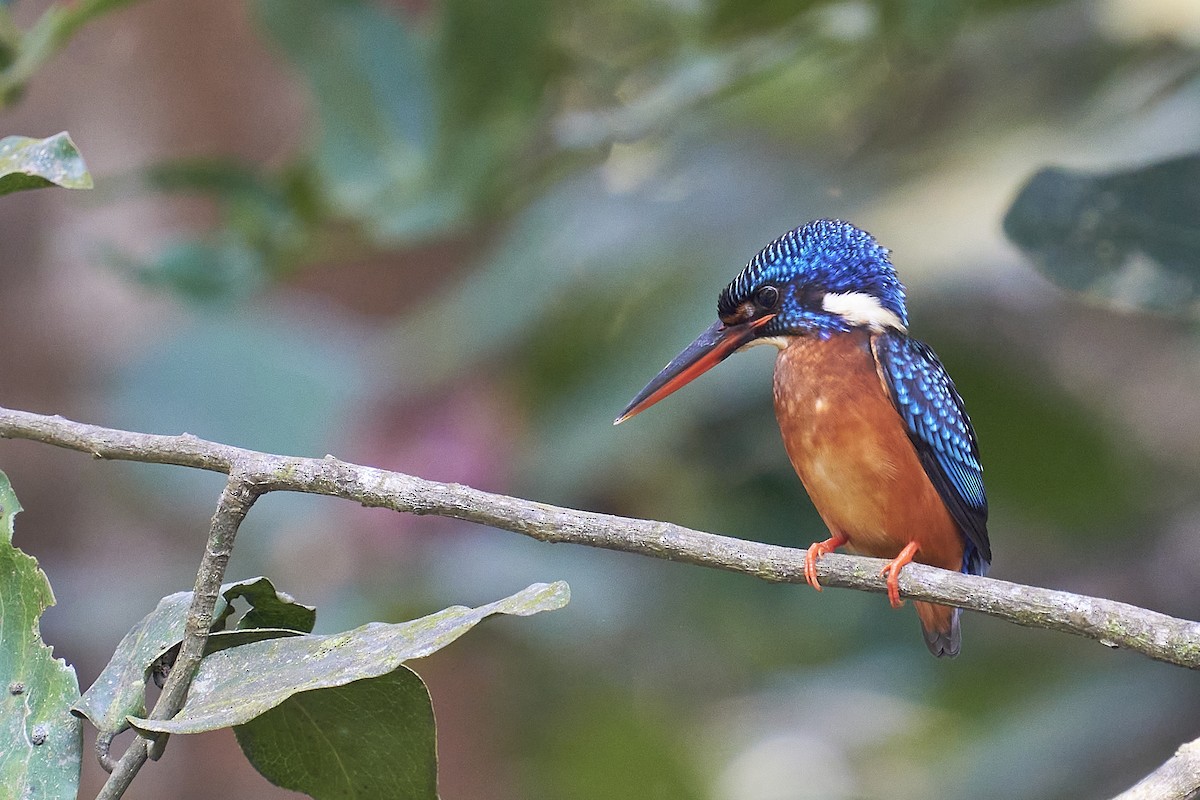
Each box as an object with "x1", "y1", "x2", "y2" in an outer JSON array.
[
  {"x1": 0, "y1": 132, "x2": 92, "y2": 194},
  {"x1": 73, "y1": 576, "x2": 312, "y2": 737},
  {"x1": 0, "y1": 471, "x2": 82, "y2": 799},
  {"x1": 130, "y1": 581, "x2": 570, "y2": 734},
  {"x1": 71, "y1": 591, "x2": 197, "y2": 736}
]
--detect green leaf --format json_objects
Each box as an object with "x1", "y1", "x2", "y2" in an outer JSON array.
[
  {"x1": 130, "y1": 580, "x2": 570, "y2": 734},
  {"x1": 73, "y1": 576, "x2": 311, "y2": 737},
  {"x1": 1003, "y1": 153, "x2": 1200, "y2": 314},
  {"x1": 71, "y1": 591, "x2": 198, "y2": 736},
  {"x1": 254, "y1": 0, "x2": 463, "y2": 241},
  {"x1": 235, "y1": 668, "x2": 436, "y2": 800},
  {"x1": 0, "y1": 132, "x2": 92, "y2": 195},
  {"x1": 0, "y1": 471, "x2": 82, "y2": 799},
  {"x1": 216, "y1": 576, "x2": 317, "y2": 633},
  {"x1": 117, "y1": 158, "x2": 320, "y2": 299},
  {"x1": 112, "y1": 236, "x2": 270, "y2": 304}
]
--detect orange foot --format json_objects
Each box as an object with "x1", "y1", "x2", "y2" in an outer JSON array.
[
  {"x1": 880, "y1": 540, "x2": 921, "y2": 608},
  {"x1": 805, "y1": 534, "x2": 848, "y2": 592}
]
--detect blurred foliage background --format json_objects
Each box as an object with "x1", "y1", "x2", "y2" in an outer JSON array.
[{"x1": 2, "y1": 0, "x2": 1200, "y2": 797}]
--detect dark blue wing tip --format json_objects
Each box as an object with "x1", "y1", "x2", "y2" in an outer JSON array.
[{"x1": 964, "y1": 544, "x2": 990, "y2": 577}]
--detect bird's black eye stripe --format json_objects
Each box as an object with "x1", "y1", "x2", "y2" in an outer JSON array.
[{"x1": 754, "y1": 285, "x2": 779, "y2": 311}]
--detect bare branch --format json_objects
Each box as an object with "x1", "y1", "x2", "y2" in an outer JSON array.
[
  {"x1": 95, "y1": 473, "x2": 259, "y2": 799},
  {"x1": 1112, "y1": 737, "x2": 1200, "y2": 800},
  {"x1": 2, "y1": 405, "x2": 1198, "y2": 673}
]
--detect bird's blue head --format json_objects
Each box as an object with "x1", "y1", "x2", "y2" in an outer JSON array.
[
  {"x1": 616, "y1": 219, "x2": 908, "y2": 423},
  {"x1": 718, "y1": 219, "x2": 908, "y2": 339}
]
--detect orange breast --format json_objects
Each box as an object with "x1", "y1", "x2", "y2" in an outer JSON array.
[{"x1": 772, "y1": 330, "x2": 964, "y2": 573}]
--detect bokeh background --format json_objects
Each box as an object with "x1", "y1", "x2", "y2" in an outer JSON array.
[{"x1": 3, "y1": 0, "x2": 1200, "y2": 797}]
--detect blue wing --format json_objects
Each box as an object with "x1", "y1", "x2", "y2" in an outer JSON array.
[{"x1": 873, "y1": 331, "x2": 991, "y2": 575}]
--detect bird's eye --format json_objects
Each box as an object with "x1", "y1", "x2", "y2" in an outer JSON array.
[{"x1": 754, "y1": 285, "x2": 779, "y2": 311}]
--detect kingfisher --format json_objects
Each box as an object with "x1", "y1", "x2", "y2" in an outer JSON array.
[{"x1": 615, "y1": 219, "x2": 990, "y2": 657}]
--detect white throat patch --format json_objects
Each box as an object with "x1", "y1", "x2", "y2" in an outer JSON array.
[
  {"x1": 821, "y1": 291, "x2": 907, "y2": 333},
  {"x1": 737, "y1": 335, "x2": 789, "y2": 352}
]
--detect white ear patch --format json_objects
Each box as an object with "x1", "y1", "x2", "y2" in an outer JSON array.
[{"x1": 822, "y1": 292, "x2": 906, "y2": 332}]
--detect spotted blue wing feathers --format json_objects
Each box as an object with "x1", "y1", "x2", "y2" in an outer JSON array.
[{"x1": 873, "y1": 332, "x2": 991, "y2": 576}]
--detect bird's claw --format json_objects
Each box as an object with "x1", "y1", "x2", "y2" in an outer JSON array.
[
  {"x1": 879, "y1": 563, "x2": 904, "y2": 608},
  {"x1": 879, "y1": 540, "x2": 921, "y2": 609},
  {"x1": 804, "y1": 534, "x2": 847, "y2": 591}
]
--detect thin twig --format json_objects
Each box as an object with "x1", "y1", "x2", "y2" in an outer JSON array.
[
  {"x1": 94, "y1": 473, "x2": 260, "y2": 799},
  {"x1": 2, "y1": 406, "x2": 1198, "y2": 673}
]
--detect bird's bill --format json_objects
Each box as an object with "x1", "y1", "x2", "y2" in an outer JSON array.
[{"x1": 614, "y1": 315, "x2": 775, "y2": 425}]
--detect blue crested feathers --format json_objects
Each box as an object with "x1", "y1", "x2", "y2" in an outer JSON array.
[{"x1": 718, "y1": 219, "x2": 908, "y2": 335}]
